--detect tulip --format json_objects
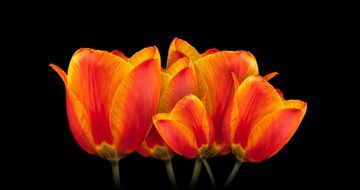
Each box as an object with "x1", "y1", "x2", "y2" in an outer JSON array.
[
  {"x1": 50, "y1": 47, "x2": 161, "y2": 188},
  {"x1": 222, "y1": 75, "x2": 307, "y2": 188},
  {"x1": 153, "y1": 94, "x2": 216, "y2": 188},
  {"x1": 166, "y1": 38, "x2": 259, "y2": 155}
]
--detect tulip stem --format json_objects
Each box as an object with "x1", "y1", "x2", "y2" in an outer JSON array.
[
  {"x1": 202, "y1": 159, "x2": 216, "y2": 188},
  {"x1": 111, "y1": 160, "x2": 121, "y2": 189},
  {"x1": 164, "y1": 159, "x2": 178, "y2": 189},
  {"x1": 223, "y1": 160, "x2": 242, "y2": 189},
  {"x1": 190, "y1": 158, "x2": 202, "y2": 189}
]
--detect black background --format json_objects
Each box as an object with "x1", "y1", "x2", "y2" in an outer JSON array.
[{"x1": 45, "y1": 28, "x2": 341, "y2": 189}]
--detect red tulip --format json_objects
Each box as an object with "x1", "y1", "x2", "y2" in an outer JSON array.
[
  {"x1": 223, "y1": 76, "x2": 307, "y2": 163},
  {"x1": 50, "y1": 47, "x2": 161, "y2": 161}
]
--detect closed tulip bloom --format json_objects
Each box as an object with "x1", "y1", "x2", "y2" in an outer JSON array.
[
  {"x1": 153, "y1": 94, "x2": 215, "y2": 159},
  {"x1": 223, "y1": 76, "x2": 307, "y2": 163},
  {"x1": 50, "y1": 47, "x2": 161, "y2": 161}
]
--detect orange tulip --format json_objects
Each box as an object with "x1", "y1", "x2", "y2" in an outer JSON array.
[
  {"x1": 153, "y1": 93, "x2": 217, "y2": 188},
  {"x1": 165, "y1": 38, "x2": 259, "y2": 155},
  {"x1": 153, "y1": 94, "x2": 215, "y2": 158},
  {"x1": 223, "y1": 75, "x2": 307, "y2": 163},
  {"x1": 137, "y1": 57, "x2": 198, "y2": 160},
  {"x1": 50, "y1": 47, "x2": 161, "y2": 161}
]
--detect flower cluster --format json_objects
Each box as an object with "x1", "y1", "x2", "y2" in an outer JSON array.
[{"x1": 51, "y1": 38, "x2": 306, "y2": 189}]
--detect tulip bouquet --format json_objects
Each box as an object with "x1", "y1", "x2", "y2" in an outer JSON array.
[{"x1": 50, "y1": 38, "x2": 306, "y2": 189}]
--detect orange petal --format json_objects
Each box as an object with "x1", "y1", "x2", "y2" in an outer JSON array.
[
  {"x1": 111, "y1": 50, "x2": 128, "y2": 60},
  {"x1": 154, "y1": 95, "x2": 214, "y2": 158},
  {"x1": 137, "y1": 126, "x2": 174, "y2": 159},
  {"x1": 49, "y1": 64, "x2": 67, "y2": 84},
  {"x1": 276, "y1": 89, "x2": 285, "y2": 100},
  {"x1": 50, "y1": 63, "x2": 95, "y2": 155},
  {"x1": 229, "y1": 76, "x2": 284, "y2": 149},
  {"x1": 166, "y1": 57, "x2": 192, "y2": 76},
  {"x1": 128, "y1": 46, "x2": 161, "y2": 67},
  {"x1": 195, "y1": 51, "x2": 259, "y2": 148},
  {"x1": 153, "y1": 117, "x2": 199, "y2": 158},
  {"x1": 263, "y1": 72, "x2": 279, "y2": 81},
  {"x1": 201, "y1": 48, "x2": 219, "y2": 57},
  {"x1": 158, "y1": 67, "x2": 198, "y2": 113},
  {"x1": 137, "y1": 126, "x2": 165, "y2": 156},
  {"x1": 110, "y1": 59, "x2": 161, "y2": 155},
  {"x1": 67, "y1": 48, "x2": 133, "y2": 145},
  {"x1": 244, "y1": 104, "x2": 307, "y2": 162},
  {"x1": 167, "y1": 38, "x2": 200, "y2": 68},
  {"x1": 65, "y1": 89, "x2": 95, "y2": 154},
  {"x1": 284, "y1": 100, "x2": 307, "y2": 119}
]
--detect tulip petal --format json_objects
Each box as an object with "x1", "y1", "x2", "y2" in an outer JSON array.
[
  {"x1": 245, "y1": 105, "x2": 306, "y2": 162},
  {"x1": 167, "y1": 38, "x2": 200, "y2": 68},
  {"x1": 263, "y1": 72, "x2": 279, "y2": 81},
  {"x1": 110, "y1": 59, "x2": 161, "y2": 154},
  {"x1": 285, "y1": 100, "x2": 307, "y2": 119},
  {"x1": 230, "y1": 76, "x2": 285, "y2": 148},
  {"x1": 195, "y1": 51, "x2": 259, "y2": 147},
  {"x1": 66, "y1": 90, "x2": 96, "y2": 154},
  {"x1": 154, "y1": 95, "x2": 214, "y2": 158},
  {"x1": 153, "y1": 118, "x2": 198, "y2": 158},
  {"x1": 158, "y1": 67, "x2": 198, "y2": 113},
  {"x1": 111, "y1": 50, "x2": 128, "y2": 60},
  {"x1": 137, "y1": 126, "x2": 167, "y2": 157},
  {"x1": 67, "y1": 48, "x2": 134, "y2": 145},
  {"x1": 50, "y1": 64, "x2": 95, "y2": 154},
  {"x1": 166, "y1": 57, "x2": 192, "y2": 76},
  {"x1": 201, "y1": 48, "x2": 219, "y2": 57},
  {"x1": 128, "y1": 46, "x2": 161, "y2": 67},
  {"x1": 50, "y1": 64, "x2": 67, "y2": 84}
]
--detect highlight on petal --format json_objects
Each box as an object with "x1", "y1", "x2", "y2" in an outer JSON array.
[
  {"x1": 110, "y1": 59, "x2": 161, "y2": 155},
  {"x1": 195, "y1": 51, "x2": 259, "y2": 153},
  {"x1": 153, "y1": 94, "x2": 214, "y2": 158},
  {"x1": 67, "y1": 48, "x2": 134, "y2": 145},
  {"x1": 128, "y1": 46, "x2": 161, "y2": 67},
  {"x1": 167, "y1": 38, "x2": 200, "y2": 68},
  {"x1": 245, "y1": 106, "x2": 306, "y2": 162},
  {"x1": 230, "y1": 76, "x2": 284, "y2": 148}
]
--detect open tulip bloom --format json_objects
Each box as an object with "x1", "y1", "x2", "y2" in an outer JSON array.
[{"x1": 50, "y1": 38, "x2": 306, "y2": 189}]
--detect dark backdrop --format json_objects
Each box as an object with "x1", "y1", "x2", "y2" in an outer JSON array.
[{"x1": 46, "y1": 30, "x2": 334, "y2": 189}]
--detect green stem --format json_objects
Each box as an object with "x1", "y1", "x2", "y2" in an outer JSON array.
[
  {"x1": 111, "y1": 160, "x2": 121, "y2": 189},
  {"x1": 189, "y1": 158, "x2": 202, "y2": 189},
  {"x1": 202, "y1": 159, "x2": 216, "y2": 188},
  {"x1": 164, "y1": 159, "x2": 178, "y2": 189},
  {"x1": 223, "y1": 160, "x2": 242, "y2": 189}
]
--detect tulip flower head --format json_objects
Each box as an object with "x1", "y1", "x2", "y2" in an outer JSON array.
[
  {"x1": 50, "y1": 47, "x2": 161, "y2": 161},
  {"x1": 223, "y1": 76, "x2": 307, "y2": 163}
]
